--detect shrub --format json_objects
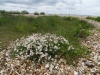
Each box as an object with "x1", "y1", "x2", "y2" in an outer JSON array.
[
  {"x1": 86, "y1": 16, "x2": 96, "y2": 20},
  {"x1": 95, "y1": 16, "x2": 100, "y2": 22},
  {"x1": 86, "y1": 16, "x2": 100, "y2": 22},
  {"x1": 21, "y1": 10, "x2": 29, "y2": 14},
  {"x1": 40, "y1": 12, "x2": 45, "y2": 15},
  {"x1": 75, "y1": 28, "x2": 89, "y2": 38},
  {"x1": 8, "y1": 11, "x2": 21, "y2": 14},
  {"x1": 74, "y1": 20, "x2": 94, "y2": 38},
  {"x1": 34, "y1": 12, "x2": 39, "y2": 15},
  {"x1": 0, "y1": 10, "x2": 6, "y2": 14}
]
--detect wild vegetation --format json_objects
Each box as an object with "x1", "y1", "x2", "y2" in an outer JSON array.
[
  {"x1": 0, "y1": 13, "x2": 94, "y2": 63},
  {"x1": 0, "y1": 10, "x2": 45, "y2": 16},
  {"x1": 0, "y1": 10, "x2": 29, "y2": 14},
  {"x1": 86, "y1": 16, "x2": 100, "y2": 22}
]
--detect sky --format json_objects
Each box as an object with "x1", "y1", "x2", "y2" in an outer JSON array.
[{"x1": 0, "y1": 0, "x2": 100, "y2": 16}]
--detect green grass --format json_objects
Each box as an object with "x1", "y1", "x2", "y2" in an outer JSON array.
[
  {"x1": 86, "y1": 16, "x2": 100, "y2": 22},
  {"x1": 0, "y1": 13, "x2": 94, "y2": 63}
]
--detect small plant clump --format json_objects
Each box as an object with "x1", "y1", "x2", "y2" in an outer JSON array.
[{"x1": 10, "y1": 33, "x2": 75, "y2": 63}]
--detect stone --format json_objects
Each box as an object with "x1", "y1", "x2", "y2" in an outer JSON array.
[
  {"x1": 98, "y1": 62, "x2": 100, "y2": 67},
  {"x1": 74, "y1": 71, "x2": 78, "y2": 75},
  {"x1": 97, "y1": 68, "x2": 100, "y2": 74},
  {"x1": 68, "y1": 71, "x2": 74, "y2": 75},
  {"x1": 52, "y1": 69, "x2": 58, "y2": 75},
  {"x1": 97, "y1": 56, "x2": 100, "y2": 62},
  {"x1": 85, "y1": 61, "x2": 94, "y2": 67},
  {"x1": 57, "y1": 71, "x2": 62, "y2": 75}
]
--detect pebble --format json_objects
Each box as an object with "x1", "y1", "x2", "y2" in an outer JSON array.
[
  {"x1": 85, "y1": 61, "x2": 94, "y2": 67},
  {"x1": 97, "y1": 68, "x2": 100, "y2": 74}
]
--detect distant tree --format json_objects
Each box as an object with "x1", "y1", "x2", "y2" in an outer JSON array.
[
  {"x1": 34, "y1": 12, "x2": 39, "y2": 15},
  {"x1": 40, "y1": 12, "x2": 45, "y2": 15},
  {"x1": 15, "y1": 10, "x2": 21, "y2": 14},
  {"x1": 0, "y1": 10, "x2": 6, "y2": 14},
  {"x1": 21, "y1": 10, "x2": 29, "y2": 14}
]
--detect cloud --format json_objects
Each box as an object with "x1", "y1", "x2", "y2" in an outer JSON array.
[
  {"x1": 0, "y1": 0, "x2": 59, "y2": 6},
  {"x1": 0, "y1": 0, "x2": 100, "y2": 15}
]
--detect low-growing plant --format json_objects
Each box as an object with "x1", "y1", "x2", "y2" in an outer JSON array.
[
  {"x1": 63, "y1": 16, "x2": 74, "y2": 21},
  {"x1": 0, "y1": 18, "x2": 6, "y2": 26},
  {"x1": 74, "y1": 20, "x2": 94, "y2": 38},
  {"x1": 14, "y1": 25, "x2": 24, "y2": 32},
  {"x1": 86, "y1": 16, "x2": 96, "y2": 20},
  {"x1": 14, "y1": 24, "x2": 37, "y2": 33},
  {"x1": 10, "y1": 33, "x2": 89, "y2": 64},
  {"x1": 86, "y1": 16, "x2": 100, "y2": 22},
  {"x1": 75, "y1": 28, "x2": 90, "y2": 38},
  {"x1": 95, "y1": 16, "x2": 100, "y2": 22}
]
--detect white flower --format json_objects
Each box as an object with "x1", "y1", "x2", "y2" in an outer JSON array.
[
  {"x1": 54, "y1": 46, "x2": 58, "y2": 50},
  {"x1": 68, "y1": 45, "x2": 74, "y2": 50},
  {"x1": 10, "y1": 33, "x2": 71, "y2": 64}
]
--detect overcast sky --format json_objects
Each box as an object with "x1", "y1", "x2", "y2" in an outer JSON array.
[{"x1": 0, "y1": 0, "x2": 100, "y2": 16}]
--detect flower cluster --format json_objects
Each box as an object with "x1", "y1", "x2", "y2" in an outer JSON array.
[{"x1": 10, "y1": 33, "x2": 74, "y2": 63}]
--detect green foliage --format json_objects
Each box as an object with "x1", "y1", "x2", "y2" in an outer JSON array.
[
  {"x1": 6, "y1": 11, "x2": 20, "y2": 14},
  {"x1": 40, "y1": 12, "x2": 45, "y2": 15},
  {"x1": 0, "y1": 18, "x2": 6, "y2": 26},
  {"x1": 86, "y1": 16, "x2": 96, "y2": 20},
  {"x1": 0, "y1": 14, "x2": 94, "y2": 63},
  {"x1": 21, "y1": 10, "x2": 29, "y2": 14},
  {"x1": 63, "y1": 16, "x2": 74, "y2": 21},
  {"x1": 95, "y1": 16, "x2": 100, "y2": 22},
  {"x1": 0, "y1": 10, "x2": 6, "y2": 14},
  {"x1": 86, "y1": 16, "x2": 100, "y2": 22},
  {"x1": 0, "y1": 10, "x2": 29, "y2": 14},
  {"x1": 74, "y1": 20, "x2": 94, "y2": 38},
  {"x1": 13, "y1": 24, "x2": 37, "y2": 33},
  {"x1": 34, "y1": 12, "x2": 39, "y2": 15},
  {"x1": 11, "y1": 46, "x2": 27, "y2": 57},
  {"x1": 10, "y1": 33, "x2": 90, "y2": 64}
]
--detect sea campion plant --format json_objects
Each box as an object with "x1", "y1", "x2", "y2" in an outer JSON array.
[{"x1": 10, "y1": 33, "x2": 75, "y2": 63}]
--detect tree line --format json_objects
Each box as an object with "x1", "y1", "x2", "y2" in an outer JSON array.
[{"x1": 0, "y1": 10, "x2": 45, "y2": 15}]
